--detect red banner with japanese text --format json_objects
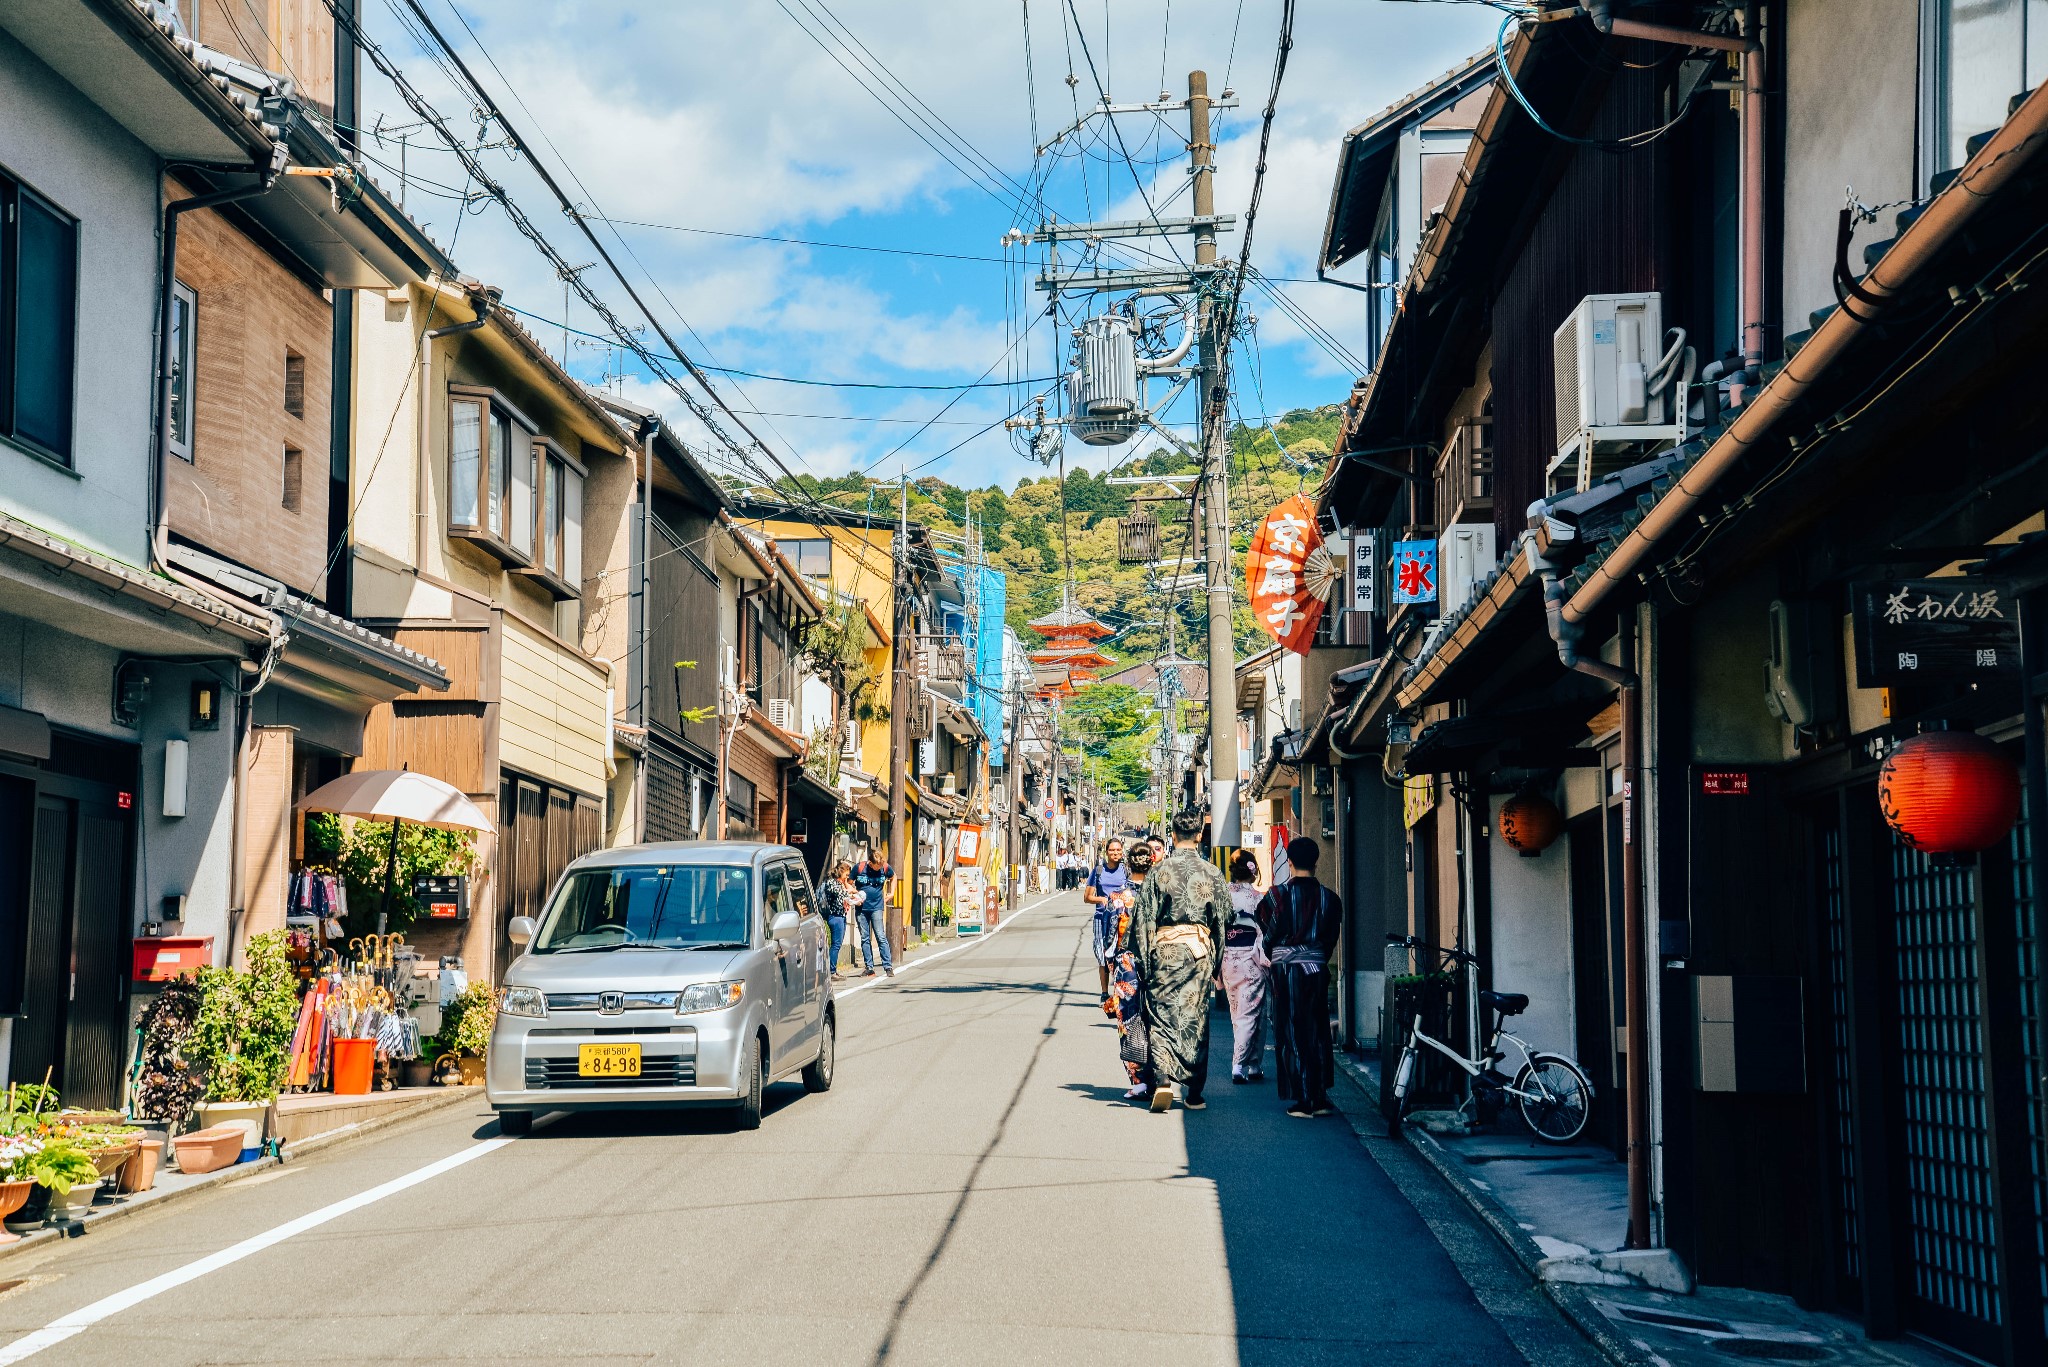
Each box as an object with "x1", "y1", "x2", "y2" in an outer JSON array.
[{"x1": 1246, "y1": 494, "x2": 1340, "y2": 655}]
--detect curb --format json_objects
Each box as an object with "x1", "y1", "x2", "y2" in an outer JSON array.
[
  {"x1": 1333, "y1": 1052, "x2": 1646, "y2": 1367},
  {"x1": 0, "y1": 1086, "x2": 483, "y2": 1264}
]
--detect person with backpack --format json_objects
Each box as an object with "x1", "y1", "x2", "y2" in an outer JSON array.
[
  {"x1": 1256, "y1": 836, "x2": 1344, "y2": 1117},
  {"x1": 1083, "y1": 838, "x2": 1131, "y2": 1003},
  {"x1": 850, "y1": 853, "x2": 894, "y2": 978}
]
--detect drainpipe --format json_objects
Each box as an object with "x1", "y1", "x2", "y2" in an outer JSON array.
[
  {"x1": 414, "y1": 285, "x2": 498, "y2": 566},
  {"x1": 1581, "y1": 3, "x2": 1765, "y2": 390},
  {"x1": 1528, "y1": 520, "x2": 1651, "y2": 1246}
]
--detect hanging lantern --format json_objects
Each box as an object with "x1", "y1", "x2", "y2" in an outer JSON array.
[
  {"x1": 1878, "y1": 730, "x2": 2022, "y2": 856},
  {"x1": 1498, "y1": 792, "x2": 1564, "y2": 857}
]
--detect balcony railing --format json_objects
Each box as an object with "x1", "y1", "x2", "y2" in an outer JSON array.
[{"x1": 1434, "y1": 416, "x2": 1494, "y2": 529}]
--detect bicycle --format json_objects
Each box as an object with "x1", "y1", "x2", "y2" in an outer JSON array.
[{"x1": 1384, "y1": 934, "x2": 1595, "y2": 1144}]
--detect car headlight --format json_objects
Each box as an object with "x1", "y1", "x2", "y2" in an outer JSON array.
[
  {"x1": 676, "y1": 980, "x2": 745, "y2": 1014},
  {"x1": 498, "y1": 985, "x2": 548, "y2": 1019}
]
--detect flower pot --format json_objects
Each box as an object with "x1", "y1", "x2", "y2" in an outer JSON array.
[
  {"x1": 0, "y1": 1181, "x2": 31, "y2": 1244},
  {"x1": 397, "y1": 1059, "x2": 433, "y2": 1089},
  {"x1": 331, "y1": 1038, "x2": 376, "y2": 1095},
  {"x1": 49, "y1": 1181, "x2": 98, "y2": 1224},
  {"x1": 194, "y1": 1101, "x2": 267, "y2": 1144},
  {"x1": 454, "y1": 1056, "x2": 485, "y2": 1086},
  {"x1": 170, "y1": 1126, "x2": 243, "y2": 1176},
  {"x1": 117, "y1": 1141, "x2": 162, "y2": 1195},
  {"x1": 5, "y1": 1184, "x2": 48, "y2": 1234},
  {"x1": 131, "y1": 1119, "x2": 172, "y2": 1151}
]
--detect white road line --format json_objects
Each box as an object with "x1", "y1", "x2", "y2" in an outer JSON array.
[
  {"x1": 0, "y1": 891, "x2": 1074, "y2": 1362},
  {"x1": 0, "y1": 1137, "x2": 514, "y2": 1364},
  {"x1": 832, "y1": 889, "x2": 1065, "y2": 999}
]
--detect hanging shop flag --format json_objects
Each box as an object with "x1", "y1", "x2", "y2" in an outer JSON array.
[
  {"x1": 1247, "y1": 494, "x2": 1340, "y2": 655},
  {"x1": 1391, "y1": 540, "x2": 1438, "y2": 606},
  {"x1": 1350, "y1": 529, "x2": 1378, "y2": 615}
]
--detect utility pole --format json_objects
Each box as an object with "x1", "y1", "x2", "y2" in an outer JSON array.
[
  {"x1": 1189, "y1": 69, "x2": 1240, "y2": 847},
  {"x1": 1004, "y1": 680, "x2": 1024, "y2": 913},
  {"x1": 886, "y1": 469, "x2": 912, "y2": 958}
]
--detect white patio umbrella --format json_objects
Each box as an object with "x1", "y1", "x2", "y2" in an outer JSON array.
[{"x1": 297, "y1": 770, "x2": 494, "y2": 932}]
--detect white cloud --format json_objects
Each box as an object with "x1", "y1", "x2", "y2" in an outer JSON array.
[{"x1": 357, "y1": 0, "x2": 1499, "y2": 481}]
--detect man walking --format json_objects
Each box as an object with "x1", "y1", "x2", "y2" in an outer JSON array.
[
  {"x1": 1127, "y1": 807, "x2": 1229, "y2": 1113},
  {"x1": 851, "y1": 851, "x2": 894, "y2": 978},
  {"x1": 1257, "y1": 836, "x2": 1343, "y2": 1117},
  {"x1": 1083, "y1": 838, "x2": 1130, "y2": 1004}
]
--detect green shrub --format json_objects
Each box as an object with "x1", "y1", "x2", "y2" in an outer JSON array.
[
  {"x1": 189, "y1": 931, "x2": 300, "y2": 1103},
  {"x1": 436, "y1": 982, "x2": 496, "y2": 1060}
]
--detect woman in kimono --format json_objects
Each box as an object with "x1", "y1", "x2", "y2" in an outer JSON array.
[
  {"x1": 1222, "y1": 850, "x2": 1270, "y2": 1084},
  {"x1": 1108, "y1": 842, "x2": 1156, "y2": 1101}
]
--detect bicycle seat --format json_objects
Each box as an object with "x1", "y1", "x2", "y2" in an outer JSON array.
[{"x1": 1481, "y1": 990, "x2": 1529, "y2": 1017}]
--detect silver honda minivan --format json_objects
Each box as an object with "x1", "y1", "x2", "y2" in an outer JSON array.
[{"x1": 485, "y1": 842, "x2": 836, "y2": 1133}]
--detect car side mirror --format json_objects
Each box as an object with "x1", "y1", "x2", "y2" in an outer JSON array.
[
  {"x1": 772, "y1": 909, "x2": 800, "y2": 933},
  {"x1": 508, "y1": 916, "x2": 537, "y2": 945}
]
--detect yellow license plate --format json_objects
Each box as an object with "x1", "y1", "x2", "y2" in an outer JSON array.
[{"x1": 578, "y1": 1043, "x2": 642, "y2": 1078}]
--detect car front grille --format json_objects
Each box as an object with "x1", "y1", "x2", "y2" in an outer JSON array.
[
  {"x1": 545, "y1": 992, "x2": 679, "y2": 1012},
  {"x1": 523, "y1": 1056, "x2": 697, "y2": 1089}
]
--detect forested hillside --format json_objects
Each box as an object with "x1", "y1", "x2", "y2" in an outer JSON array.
[{"x1": 778, "y1": 404, "x2": 1340, "y2": 668}]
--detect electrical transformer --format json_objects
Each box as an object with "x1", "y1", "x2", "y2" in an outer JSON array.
[{"x1": 1068, "y1": 315, "x2": 1140, "y2": 446}]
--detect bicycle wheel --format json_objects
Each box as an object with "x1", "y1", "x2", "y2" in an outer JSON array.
[{"x1": 1515, "y1": 1054, "x2": 1592, "y2": 1144}]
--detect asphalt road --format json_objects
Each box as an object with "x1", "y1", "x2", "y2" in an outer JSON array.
[{"x1": 0, "y1": 891, "x2": 1601, "y2": 1366}]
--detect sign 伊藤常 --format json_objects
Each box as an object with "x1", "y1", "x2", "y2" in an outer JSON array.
[
  {"x1": 1391, "y1": 540, "x2": 1437, "y2": 606},
  {"x1": 1350, "y1": 529, "x2": 1378, "y2": 615},
  {"x1": 1851, "y1": 578, "x2": 2019, "y2": 685}
]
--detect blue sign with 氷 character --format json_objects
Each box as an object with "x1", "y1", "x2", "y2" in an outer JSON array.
[{"x1": 1391, "y1": 540, "x2": 1437, "y2": 606}]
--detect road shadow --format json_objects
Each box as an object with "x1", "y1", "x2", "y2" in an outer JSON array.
[
  {"x1": 474, "y1": 1081, "x2": 810, "y2": 1140},
  {"x1": 1178, "y1": 1000, "x2": 1530, "y2": 1367},
  {"x1": 1057, "y1": 1080, "x2": 1141, "y2": 1106}
]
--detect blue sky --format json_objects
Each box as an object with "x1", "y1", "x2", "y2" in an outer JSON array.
[{"x1": 354, "y1": 1, "x2": 1501, "y2": 491}]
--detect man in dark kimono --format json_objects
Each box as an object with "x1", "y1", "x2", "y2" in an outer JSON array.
[
  {"x1": 1128, "y1": 807, "x2": 1229, "y2": 1113},
  {"x1": 1256, "y1": 836, "x2": 1343, "y2": 1117}
]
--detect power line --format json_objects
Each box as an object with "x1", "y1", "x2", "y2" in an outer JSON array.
[{"x1": 582, "y1": 215, "x2": 1010, "y2": 264}]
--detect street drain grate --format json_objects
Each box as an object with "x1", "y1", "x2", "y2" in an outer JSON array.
[{"x1": 1711, "y1": 1341, "x2": 1831, "y2": 1362}]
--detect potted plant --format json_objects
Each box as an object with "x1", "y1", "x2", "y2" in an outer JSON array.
[
  {"x1": 433, "y1": 983, "x2": 495, "y2": 1086},
  {"x1": 188, "y1": 931, "x2": 298, "y2": 1153},
  {"x1": 132, "y1": 977, "x2": 204, "y2": 1143},
  {"x1": 25, "y1": 1139, "x2": 102, "y2": 1223}
]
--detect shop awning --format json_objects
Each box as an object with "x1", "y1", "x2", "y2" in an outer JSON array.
[{"x1": 1401, "y1": 698, "x2": 1608, "y2": 775}]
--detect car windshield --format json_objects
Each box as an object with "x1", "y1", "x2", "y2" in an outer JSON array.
[{"x1": 531, "y1": 864, "x2": 753, "y2": 953}]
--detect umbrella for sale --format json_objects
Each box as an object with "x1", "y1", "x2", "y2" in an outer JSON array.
[{"x1": 297, "y1": 770, "x2": 493, "y2": 933}]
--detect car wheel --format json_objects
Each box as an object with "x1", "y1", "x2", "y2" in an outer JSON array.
[
  {"x1": 732, "y1": 1035, "x2": 765, "y2": 1131},
  {"x1": 498, "y1": 1110, "x2": 533, "y2": 1137},
  {"x1": 803, "y1": 1010, "x2": 836, "y2": 1093}
]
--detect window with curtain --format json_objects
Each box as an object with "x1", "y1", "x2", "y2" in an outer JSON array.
[
  {"x1": 448, "y1": 386, "x2": 539, "y2": 566},
  {"x1": 1926, "y1": 0, "x2": 2048, "y2": 180},
  {"x1": 0, "y1": 175, "x2": 78, "y2": 464},
  {"x1": 449, "y1": 396, "x2": 482, "y2": 528},
  {"x1": 524, "y1": 440, "x2": 585, "y2": 598}
]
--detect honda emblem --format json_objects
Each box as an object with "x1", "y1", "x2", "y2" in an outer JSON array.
[{"x1": 598, "y1": 991, "x2": 624, "y2": 1016}]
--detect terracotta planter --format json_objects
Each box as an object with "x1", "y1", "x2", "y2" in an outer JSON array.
[
  {"x1": 117, "y1": 1141, "x2": 162, "y2": 1195},
  {"x1": 170, "y1": 1126, "x2": 243, "y2": 1176},
  {"x1": 455, "y1": 1057, "x2": 485, "y2": 1086},
  {"x1": 0, "y1": 1181, "x2": 32, "y2": 1244},
  {"x1": 5, "y1": 1185, "x2": 48, "y2": 1234}
]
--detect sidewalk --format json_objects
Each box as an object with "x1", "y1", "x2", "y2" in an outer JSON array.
[{"x1": 1334, "y1": 1051, "x2": 1955, "y2": 1367}]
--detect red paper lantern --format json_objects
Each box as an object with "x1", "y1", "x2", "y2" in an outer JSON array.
[
  {"x1": 1498, "y1": 793, "x2": 1564, "y2": 857},
  {"x1": 1878, "y1": 731, "x2": 2022, "y2": 855}
]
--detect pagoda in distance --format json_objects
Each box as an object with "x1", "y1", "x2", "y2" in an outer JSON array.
[{"x1": 1026, "y1": 589, "x2": 1114, "y2": 698}]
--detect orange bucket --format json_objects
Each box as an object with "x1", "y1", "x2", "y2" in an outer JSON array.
[{"x1": 332, "y1": 1037, "x2": 376, "y2": 1095}]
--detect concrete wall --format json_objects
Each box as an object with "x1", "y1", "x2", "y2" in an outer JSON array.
[
  {"x1": 1781, "y1": 0, "x2": 1919, "y2": 330},
  {"x1": 1487, "y1": 793, "x2": 1575, "y2": 1059},
  {"x1": 0, "y1": 31, "x2": 161, "y2": 566}
]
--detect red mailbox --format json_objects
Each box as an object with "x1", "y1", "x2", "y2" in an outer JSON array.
[{"x1": 133, "y1": 936, "x2": 213, "y2": 983}]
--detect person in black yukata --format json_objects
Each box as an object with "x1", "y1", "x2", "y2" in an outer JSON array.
[
  {"x1": 1126, "y1": 807, "x2": 1230, "y2": 1114},
  {"x1": 1256, "y1": 835, "x2": 1343, "y2": 1117}
]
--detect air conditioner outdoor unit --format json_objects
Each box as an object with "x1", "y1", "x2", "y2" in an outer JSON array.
[
  {"x1": 765, "y1": 697, "x2": 796, "y2": 733},
  {"x1": 1438, "y1": 523, "x2": 1498, "y2": 616},
  {"x1": 1551, "y1": 293, "x2": 1684, "y2": 493}
]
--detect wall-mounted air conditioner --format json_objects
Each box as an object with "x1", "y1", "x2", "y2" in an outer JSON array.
[
  {"x1": 1551, "y1": 292, "x2": 1686, "y2": 494},
  {"x1": 1438, "y1": 523, "x2": 1498, "y2": 617},
  {"x1": 765, "y1": 697, "x2": 796, "y2": 733}
]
